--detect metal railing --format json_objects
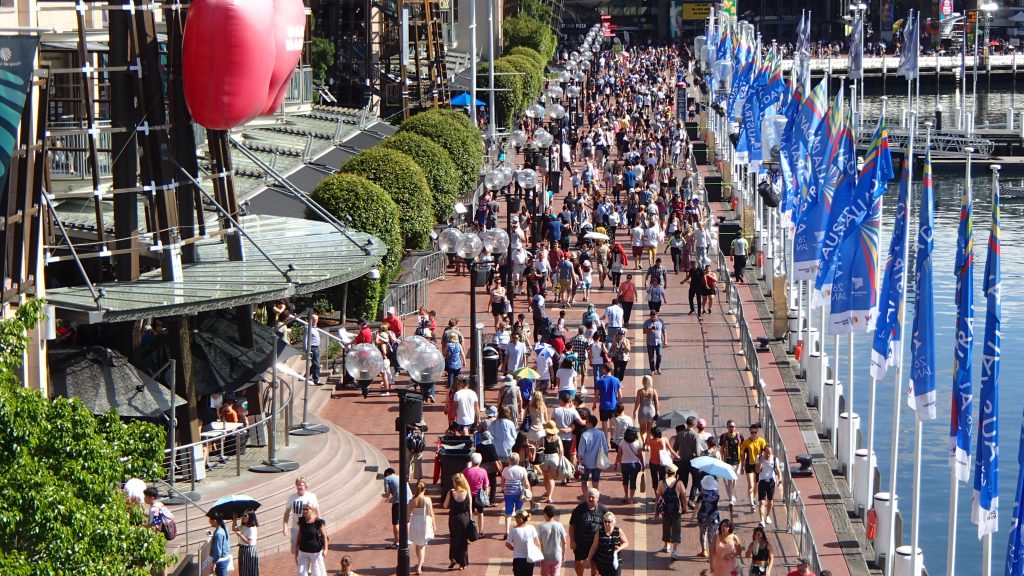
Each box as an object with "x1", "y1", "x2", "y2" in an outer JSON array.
[
  {"x1": 151, "y1": 477, "x2": 211, "y2": 575},
  {"x1": 380, "y1": 251, "x2": 448, "y2": 319},
  {"x1": 717, "y1": 249, "x2": 823, "y2": 574},
  {"x1": 161, "y1": 378, "x2": 295, "y2": 489},
  {"x1": 47, "y1": 120, "x2": 113, "y2": 180}
]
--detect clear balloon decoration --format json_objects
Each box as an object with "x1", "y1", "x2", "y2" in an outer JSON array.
[
  {"x1": 566, "y1": 85, "x2": 580, "y2": 99},
  {"x1": 548, "y1": 86, "x2": 564, "y2": 101},
  {"x1": 549, "y1": 104, "x2": 566, "y2": 120},
  {"x1": 456, "y1": 233, "x2": 483, "y2": 260},
  {"x1": 405, "y1": 345, "x2": 444, "y2": 384},
  {"x1": 484, "y1": 170, "x2": 505, "y2": 190},
  {"x1": 438, "y1": 227, "x2": 463, "y2": 254},
  {"x1": 533, "y1": 129, "x2": 554, "y2": 149},
  {"x1": 480, "y1": 227, "x2": 509, "y2": 255},
  {"x1": 511, "y1": 129, "x2": 528, "y2": 147},
  {"x1": 516, "y1": 168, "x2": 539, "y2": 190},
  {"x1": 345, "y1": 344, "x2": 386, "y2": 381},
  {"x1": 396, "y1": 336, "x2": 431, "y2": 371}
]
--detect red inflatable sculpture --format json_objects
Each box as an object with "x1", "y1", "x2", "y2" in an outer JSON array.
[{"x1": 183, "y1": 0, "x2": 306, "y2": 130}]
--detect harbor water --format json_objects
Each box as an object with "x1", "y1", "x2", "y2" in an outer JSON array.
[{"x1": 827, "y1": 86, "x2": 1024, "y2": 575}]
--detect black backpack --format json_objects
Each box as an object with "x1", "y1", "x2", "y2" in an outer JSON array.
[
  {"x1": 660, "y1": 479, "x2": 681, "y2": 515},
  {"x1": 406, "y1": 428, "x2": 426, "y2": 454}
]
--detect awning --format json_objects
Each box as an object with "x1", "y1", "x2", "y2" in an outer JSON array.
[{"x1": 46, "y1": 214, "x2": 387, "y2": 323}]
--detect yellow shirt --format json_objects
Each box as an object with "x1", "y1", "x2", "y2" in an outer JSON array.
[{"x1": 739, "y1": 436, "x2": 766, "y2": 465}]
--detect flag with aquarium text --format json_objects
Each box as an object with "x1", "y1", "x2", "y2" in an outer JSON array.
[
  {"x1": 869, "y1": 144, "x2": 911, "y2": 380},
  {"x1": 908, "y1": 148, "x2": 936, "y2": 421},
  {"x1": 973, "y1": 170, "x2": 1002, "y2": 539},
  {"x1": 0, "y1": 36, "x2": 39, "y2": 183},
  {"x1": 951, "y1": 181, "x2": 975, "y2": 483}
]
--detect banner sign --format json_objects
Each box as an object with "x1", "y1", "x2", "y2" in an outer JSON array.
[{"x1": 0, "y1": 36, "x2": 39, "y2": 184}]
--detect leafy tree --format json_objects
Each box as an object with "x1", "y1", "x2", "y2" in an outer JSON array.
[
  {"x1": 310, "y1": 37, "x2": 335, "y2": 84},
  {"x1": 0, "y1": 299, "x2": 171, "y2": 575},
  {"x1": 477, "y1": 58, "x2": 525, "y2": 130},
  {"x1": 340, "y1": 147, "x2": 434, "y2": 250},
  {"x1": 400, "y1": 110, "x2": 484, "y2": 193},
  {"x1": 503, "y1": 54, "x2": 544, "y2": 103},
  {"x1": 309, "y1": 173, "x2": 402, "y2": 318},
  {"x1": 503, "y1": 14, "x2": 556, "y2": 63},
  {"x1": 380, "y1": 132, "x2": 462, "y2": 222},
  {"x1": 519, "y1": 0, "x2": 552, "y2": 24},
  {"x1": 508, "y1": 46, "x2": 547, "y2": 69}
]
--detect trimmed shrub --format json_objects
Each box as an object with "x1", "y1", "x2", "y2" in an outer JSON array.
[
  {"x1": 308, "y1": 173, "x2": 402, "y2": 318},
  {"x1": 503, "y1": 14, "x2": 556, "y2": 63},
  {"x1": 381, "y1": 132, "x2": 462, "y2": 222},
  {"x1": 508, "y1": 46, "x2": 546, "y2": 69},
  {"x1": 400, "y1": 110, "x2": 484, "y2": 193},
  {"x1": 503, "y1": 54, "x2": 544, "y2": 104},
  {"x1": 341, "y1": 147, "x2": 434, "y2": 250},
  {"x1": 477, "y1": 58, "x2": 525, "y2": 130},
  {"x1": 433, "y1": 108, "x2": 476, "y2": 131}
]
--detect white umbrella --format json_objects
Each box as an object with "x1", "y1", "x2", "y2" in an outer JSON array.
[{"x1": 584, "y1": 231, "x2": 610, "y2": 241}]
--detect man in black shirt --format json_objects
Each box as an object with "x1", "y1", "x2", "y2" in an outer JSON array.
[
  {"x1": 569, "y1": 487, "x2": 609, "y2": 575},
  {"x1": 684, "y1": 260, "x2": 704, "y2": 316}
]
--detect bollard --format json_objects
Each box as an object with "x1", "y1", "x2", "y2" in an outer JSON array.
[
  {"x1": 874, "y1": 492, "x2": 899, "y2": 568},
  {"x1": 807, "y1": 327, "x2": 820, "y2": 355},
  {"x1": 787, "y1": 309, "x2": 800, "y2": 354},
  {"x1": 807, "y1": 352, "x2": 823, "y2": 407},
  {"x1": 894, "y1": 546, "x2": 924, "y2": 576},
  {"x1": 838, "y1": 412, "x2": 860, "y2": 474},
  {"x1": 822, "y1": 379, "x2": 842, "y2": 442},
  {"x1": 1009, "y1": 108, "x2": 1016, "y2": 130},
  {"x1": 853, "y1": 448, "x2": 877, "y2": 514},
  {"x1": 935, "y1": 104, "x2": 942, "y2": 131}
]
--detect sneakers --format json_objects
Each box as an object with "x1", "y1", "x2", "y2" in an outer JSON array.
[
  {"x1": 730, "y1": 496, "x2": 737, "y2": 505},
  {"x1": 765, "y1": 517, "x2": 773, "y2": 525}
]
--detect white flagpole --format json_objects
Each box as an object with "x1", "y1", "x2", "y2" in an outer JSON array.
[
  {"x1": 885, "y1": 121, "x2": 922, "y2": 576},
  {"x1": 946, "y1": 146, "x2": 972, "y2": 576},
  {"x1": 909, "y1": 123, "x2": 934, "y2": 576},
  {"x1": 845, "y1": 332, "x2": 855, "y2": 474}
]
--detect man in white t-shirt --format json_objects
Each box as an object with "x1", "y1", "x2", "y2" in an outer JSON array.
[
  {"x1": 604, "y1": 299, "x2": 624, "y2": 335},
  {"x1": 452, "y1": 378, "x2": 480, "y2": 433},
  {"x1": 535, "y1": 347, "x2": 555, "y2": 393},
  {"x1": 282, "y1": 477, "x2": 319, "y2": 554}
]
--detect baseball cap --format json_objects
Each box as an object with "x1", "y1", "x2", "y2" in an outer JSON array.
[{"x1": 486, "y1": 406, "x2": 498, "y2": 417}]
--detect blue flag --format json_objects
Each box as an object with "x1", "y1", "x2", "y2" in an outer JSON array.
[
  {"x1": 828, "y1": 192, "x2": 882, "y2": 333},
  {"x1": 973, "y1": 170, "x2": 1002, "y2": 538},
  {"x1": 897, "y1": 10, "x2": 920, "y2": 80},
  {"x1": 812, "y1": 108, "x2": 857, "y2": 303},
  {"x1": 869, "y1": 144, "x2": 911, "y2": 380},
  {"x1": 908, "y1": 147, "x2": 936, "y2": 421},
  {"x1": 1005, "y1": 412, "x2": 1024, "y2": 576},
  {"x1": 849, "y1": 13, "x2": 864, "y2": 80},
  {"x1": 951, "y1": 182, "x2": 976, "y2": 483},
  {"x1": 796, "y1": 11, "x2": 812, "y2": 92},
  {"x1": 816, "y1": 114, "x2": 893, "y2": 299}
]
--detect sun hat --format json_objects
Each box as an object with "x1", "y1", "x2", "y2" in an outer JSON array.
[
  {"x1": 701, "y1": 475, "x2": 718, "y2": 491},
  {"x1": 543, "y1": 420, "x2": 559, "y2": 435}
]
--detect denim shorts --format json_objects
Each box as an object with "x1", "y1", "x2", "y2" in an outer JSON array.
[
  {"x1": 581, "y1": 468, "x2": 602, "y2": 484},
  {"x1": 504, "y1": 492, "x2": 524, "y2": 516}
]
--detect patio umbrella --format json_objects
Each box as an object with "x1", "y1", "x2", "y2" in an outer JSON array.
[
  {"x1": 49, "y1": 346, "x2": 186, "y2": 419},
  {"x1": 535, "y1": 343, "x2": 556, "y2": 357},
  {"x1": 512, "y1": 367, "x2": 541, "y2": 380},
  {"x1": 450, "y1": 92, "x2": 486, "y2": 107},
  {"x1": 208, "y1": 494, "x2": 262, "y2": 519},
  {"x1": 656, "y1": 408, "x2": 699, "y2": 430},
  {"x1": 691, "y1": 455, "x2": 739, "y2": 480}
]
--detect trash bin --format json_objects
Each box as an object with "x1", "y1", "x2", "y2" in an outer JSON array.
[
  {"x1": 719, "y1": 222, "x2": 742, "y2": 256},
  {"x1": 437, "y1": 435, "x2": 475, "y2": 493},
  {"x1": 692, "y1": 141, "x2": 709, "y2": 165},
  {"x1": 685, "y1": 122, "x2": 700, "y2": 141},
  {"x1": 482, "y1": 345, "x2": 501, "y2": 389},
  {"x1": 705, "y1": 176, "x2": 725, "y2": 202}
]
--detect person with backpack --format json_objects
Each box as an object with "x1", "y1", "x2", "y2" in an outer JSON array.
[
  {"x1": 655, "y1": 463, "x2": 686, "y2": 560},
  {"x1": 143, "y1": 486, "x2": 178, "y2": 541}
]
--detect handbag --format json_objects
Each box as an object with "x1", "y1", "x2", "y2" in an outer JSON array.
[
  {"x1": 596, "y1": 443, "x2": 611, "y2": 470},
  {"x1": 558, "y1": 456, "x2": 575, "y2": 479},
  {"x1": 527, "y1": 468, "x2": 540, "y2": 486},
  {"x1": 475, "y1": 488, "x2": 491, "y2": 508},
  {"x1": 639, "y1": 467, "x2": 647, "y2": 493},
  {"x1": 503, "y1": 298, "x2": 512, "y2": 314},
  {"x1": 521, "y1": 487, "x2": 533, "y2": 502},
  {"x1": 467, "y1": 520, "x2": 480, "y2": 542},
  {"x1": 527, "y1": 540, "x2": 545, "y2": 564}
]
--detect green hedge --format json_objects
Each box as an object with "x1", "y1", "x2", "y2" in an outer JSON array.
[
  {"x1": 433, "y1": 108, "x2": 476, "y2": 132},
  {"x1": 477, "y1": 58, "x2": 524, "y2": 131},
  {"x1": 380, "y1": 132, "x2": 461, "y2": 223},
  {"x1": 400, "y1": 109, "x2": 484, "y2": 194},
  {"x1": 503, "y1": 14, "x2": 556, "y2": 63},
  {"x1": 503, "y1": 54, "x2": 544, "y2": 105},
  {"x1": 308, "y1": 173, "x2": 402, "y2": 318},
  {"x1": 340, "y1": 147, "x2": 434, "y2": 250},
  {"x1": 508, "y1": 46, "x2": 546, "y2": 70}
]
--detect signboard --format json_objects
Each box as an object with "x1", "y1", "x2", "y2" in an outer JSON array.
[
  {"x1": 940, "y1": 0, "x2": 954, "y2": 19},
  {"x1": 0, "y1": 36, "x2": 39, "y2": 184},
  {"x1": 967, "y1": 8, "x2": 977, "y2": 22},
  {"x1": 683, "y1": 3, "x2": 712, "y2": 20}
]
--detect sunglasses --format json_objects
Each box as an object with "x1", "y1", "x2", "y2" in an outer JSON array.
[{"x1": 603, "y1": 520, "x2": 614, "y2": 524}]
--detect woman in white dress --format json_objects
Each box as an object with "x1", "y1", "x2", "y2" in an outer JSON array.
[{"x1": 407, "y1": 481, "x2": 435, "y2": 574}]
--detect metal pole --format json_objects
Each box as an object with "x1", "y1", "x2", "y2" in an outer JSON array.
[
  {"x1": 469, "y1": 0, "x2": 478, "y2": 127},
  {"x1": 487, "y1": 0, "x2": 496, "y2": 145},
  {"x1": 469, "y1": 261, "x2": 481, "y2": 398},
  {"x1": 167, "y1": 360, "x2": 177, "y2": 491},
  {"x1": 251, "y1": 335, "x2": 299, "y2": 472},
  {"x1": 397, "y1": 391, "x2": 411, "y2": 575},
  {"x1": 303, "y1": 308, "x2": 312, "y2": 424}
]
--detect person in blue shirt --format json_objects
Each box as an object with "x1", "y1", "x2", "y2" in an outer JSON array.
[
  {"x1": 593, "y1": 364, "x2": 623, "y2": 436},
  {"x1": 577, "y1": 414, "x2": 610, "y2": 496},
  {"x1": 207, "y1": 515, "x2": 232, "y2": 576},
  {"x1": 547, "y1": 217, "x2": 563, "y2": 245}
]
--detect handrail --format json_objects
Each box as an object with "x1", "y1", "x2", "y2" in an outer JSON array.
[
  {"x1": 716, "y1": 248, "x2": 823, "y2": 574},
  {"x1": 161, "y1": 378, "x2": 294, "y2": 486}
]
